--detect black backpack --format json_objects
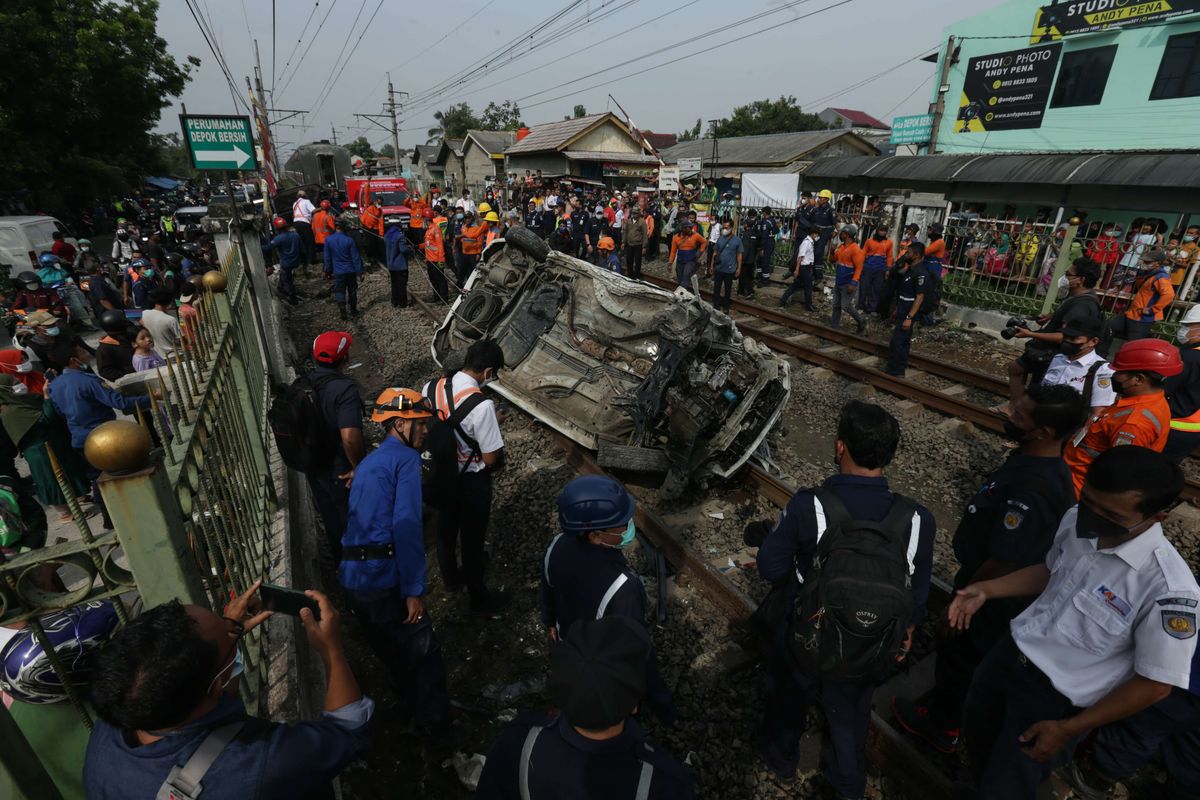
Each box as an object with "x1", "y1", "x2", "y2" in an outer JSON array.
[
  {"x1": 268, "y1": 373, "x2": 339, "y2": 473},
  {"x1": 422, "y1": 374, "x2": 488, "y2": 509},
  {"x1": 789, "y1": 489, "x2": 918, "y2": 683}
]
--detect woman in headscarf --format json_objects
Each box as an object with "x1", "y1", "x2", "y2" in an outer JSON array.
[
  {"x1": 0, "y1": 375, "x2": 92, "y2": 522},
  {"x1": 0, "y1": 348, "x2": 47, "y2": 395}
]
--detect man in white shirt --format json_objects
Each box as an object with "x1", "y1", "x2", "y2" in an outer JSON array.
[
  {"x1": 949, "y1": 446, "x2": 1198, "y2": 800},
  {"x1": 780, "y1": 228, "x2": 819, "y2": 310},
  {"x1": 459, "y1": 190, "x2": 476, "y2": 216},
  {"x1": 1040, "y1": 317, "x2": 1116, "y2": 413},
  {"x1": 140, "y1": 287, "x2": 182, "y2": 357},
  {"x1": 292, "y1": 190, "x2": 317, "y2": 265},
  {"x1": 421, "y1": 339, "x2": 509, "y2": 614}
]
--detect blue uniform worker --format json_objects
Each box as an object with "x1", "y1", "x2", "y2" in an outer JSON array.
[
  {"x1": 263, "y1": 225, "x2": 302, "y2": 303},
  {"x1": 540, "y1": 475, "x2": 676, "y2": 725},
  {"x1": 339, "y1": 387, "x2": 449, "y2": 728},
  {"x1": 885, "y1": 242, "x2": 931, "y2": 377},
  {"x1": 804, "y1": 194, "x2": 838, "y2": 278},
  {"x1": 757, "y1": 212, "x2": 779, "y2": 283},
  {"x1": 892, "y1": 385, "x2": 1084, "y2": 753},
  {"x1": 323, "y1": 226, "x2": 362, "y2": 318},
  {"x1": 740, "y1": 211, "x2": 762, "y2": 295},
  {"x1": 475, "y1": 616, "x2": 695, "y2": 800},
  {"x1": 753, "y1": 401, "x2": 936, "y2": 798},
  {"x1": 383, "y1": 222, "x2": 413, "y2": 308},
  {"x1": 957, "y1": 447, "x2": 1200, "y2": 800}
]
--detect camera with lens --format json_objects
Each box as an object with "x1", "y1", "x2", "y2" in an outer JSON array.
[{"x1": 1000, "y1": 316, "x2": 1030, "y2": 340}]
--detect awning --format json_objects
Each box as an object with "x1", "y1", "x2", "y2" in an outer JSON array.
[
  {"x1": 802, "y1": 151, "x2": 1200, "y2": 212},
  {"x1": 144, "y1": 176, "x2": 181, "y2": 190}
]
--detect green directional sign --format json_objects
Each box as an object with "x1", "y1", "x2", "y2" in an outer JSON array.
[{"x1": 179, "y1": 114, "x2": 259, "y2": 171}]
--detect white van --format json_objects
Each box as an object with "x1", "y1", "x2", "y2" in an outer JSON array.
[{"x1": 0, "y1": 216, "x2": 76, "y2": 271}]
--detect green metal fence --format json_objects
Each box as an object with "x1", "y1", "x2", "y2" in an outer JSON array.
[{"x1": 0, "y1": 231, "x2": 280, "y2": 799}]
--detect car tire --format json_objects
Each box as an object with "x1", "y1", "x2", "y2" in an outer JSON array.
[
  {"x1": 458, "y1": 291, "x2": 502, "y2": 339},
  {"x1": 504, "y1": 226, "x2": 550, "y2": 262},
  {"x1": 596, "y1": 442, "x2": 671, "y2": 473}
]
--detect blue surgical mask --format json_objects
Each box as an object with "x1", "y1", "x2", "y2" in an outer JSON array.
[
  {"x1": 43, "y1": 326, "x2": 60, "y2": 337},
  {"x1": 456, "y1": 213, "x2": 464, "y2": 220},
  {"x1": 616, "y1": 518, "x2": 636, "y2": 548}
]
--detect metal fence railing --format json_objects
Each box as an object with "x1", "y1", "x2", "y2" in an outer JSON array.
[{"x1": 0, "y1": 229, "x2": 280, "y2": 798}]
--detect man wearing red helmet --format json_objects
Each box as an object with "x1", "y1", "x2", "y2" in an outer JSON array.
[
  {"x1": 263, "y1": 218, "x2": 302, "y2": 305},
  {"x1": 1063, "y1": 338, "x2": 1183, "y2": 495},
  {"x1": 312, "y1": 200, "x2": 337, "y2": 262},
  {"x1": 304, "y1": 331, "x2": 365, "y2": 557}
]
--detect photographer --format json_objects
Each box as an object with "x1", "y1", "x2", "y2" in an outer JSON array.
[
  {"x1": 996, "y1": 257, "x2": 1103, "y2": 415},
  {"x1": 85, "y1": 581, "x2": 371, "y2": 800}
]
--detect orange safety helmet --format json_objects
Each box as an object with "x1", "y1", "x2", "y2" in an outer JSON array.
[
  {"x1": 422, "y1": 208, "x2": 434, "y2": 219},
  {"x1": 320, "y1": 199, "x2": 332, "y2": 210},
  {"x1": 370, "y1": 387, "x2": 434, "y2": 423},
  {"x1": 1111, "y1": 338, "x2": 1184, "y2": 377}
]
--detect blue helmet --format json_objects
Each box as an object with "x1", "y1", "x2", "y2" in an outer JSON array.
[
  {"x1": 557, "y1": 475, "x2": 635, "y2": 535},
  {"x1": 38, "y1": 252, "x2": 61, "y2": 268},
  {"x1": 1, "y1": 600, "x2": 121, "y2": 704},
  {"x1": 129, "y1": 258, "x2": 149, "y2": 269}
]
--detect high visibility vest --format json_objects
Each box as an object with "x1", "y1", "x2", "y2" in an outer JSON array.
[
  {"x1": 360, "y1": 206, "x2": 383, "y2": 235},
  {"x1": 424, "y1": 226, "x2": 445, "y2": 264},
  {"x1": 410, "y1": 200, "x2": 426, "y2": 229},
  {"x1": 313, "y1": 210, "x2": 336, "y2": 244},
  {"x1": 461, "y1": 224, "x2": 485, "y2": 255},
  {"x1": 485, "y1": 226, "x2": 500, "y2": 246},
  {"x1": 1171, "y1": 407, "x2": 1200, "y2": 433}
]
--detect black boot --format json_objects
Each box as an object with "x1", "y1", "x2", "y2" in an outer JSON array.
[{"x1": 338, "y1": 303, "x2": 348, "y2": 320}]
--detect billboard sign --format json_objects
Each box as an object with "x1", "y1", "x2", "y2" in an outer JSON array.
[
  {"x1": 956, "y1": 43, "x2": 1062, "y2": 133},
  {"x1": 1031, "y1": 0, "x2": 1200, "y2": 42},
  {"x1": 890, "y1": 114, "x2": 935, "y2": 144}
]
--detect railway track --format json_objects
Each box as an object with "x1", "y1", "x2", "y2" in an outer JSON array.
[{"x1": 410, "y1": 291, "x2": 954, "y2": 799}]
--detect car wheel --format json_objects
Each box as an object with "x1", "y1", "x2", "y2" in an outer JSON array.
[
  {"x1": 458, "y1": 291, "x2": 502, "y2": 339},
  {"x1": 504, "y1": 226, "x2": 550, "y2": 262},
  {"x1": 596, "y1": 442, "x2": 671, "y2": 473}
]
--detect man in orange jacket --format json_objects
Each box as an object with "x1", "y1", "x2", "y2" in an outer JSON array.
[
  {"x1": 312, "y1": 200, "x2": 338, "y2": 262},
  {"x1": 859, "y1": 222, "x2": 894, "y2": 313},
  {"x1": 669, "y1": 219, "x2": 707, "y2": 291},
  {"x1": 1062, "y1": 338, "x2": 1182, "y2": 496},
  {"x1": 832, "y1": 224, "x2": 867, "y2": 333},
  {"x1": 456, "y1": 210, "x2": 487, "y2": 286},
  {"x1": 408, "y1": 194, "x2": 427, "y2": 249},
  {"x1": 1101, "y1": 248, "x2": 1175, "y2": 357},
  {"x1": 360, "y1": 198, "x2": 385, "y2": 263},
  {"x1": 421, "y1": 208, "x2": 448, "y2": 303}
]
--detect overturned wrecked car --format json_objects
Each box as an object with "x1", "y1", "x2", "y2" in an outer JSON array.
[{"x1": 432, "y1": 228, "x2": 790, "y2": 498}]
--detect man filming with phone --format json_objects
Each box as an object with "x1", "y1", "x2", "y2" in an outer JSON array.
[{"x1": 84, "y1": 579, "x2": 372, "y2": 799}]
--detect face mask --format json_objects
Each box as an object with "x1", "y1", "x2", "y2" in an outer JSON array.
[
  {"x1": 15, "y1": 361, "x2": 32, "y2": 373},
  {"x1": 875, "y1": 233, "x2": 886, "y2": 240},
  {"x1": 1185, "y1": 235, "x2": 1197, "y2": 243},
  {"x1": 43, "y1": 326, "x2": 60, "y2": 337},
  {"x1": 24, "y1": 283, "x2": 38, "y2": 291},
  {"x1": 1111, "y1": 373, "x2": 1134, "y2": 396},
  {"x1": 614, "y1": 518, "x2": 636, "y2": 548},
  {"x1": 1002, "y1": 419, "x2": 1031, "y2": 443},
  {"x1": 82, "y1": 246, "x2": 91, "y2": 252},
  {"x1": 144, "y1": 269, "x2": 155, "y2": 277},
  {"x1": 1075, "y1": 500, "x2": 1146, "y2": 540},
  {"x1": 1104, "y1": 230, "x2": 1115, "y2": 236},
  {"x1": 722, "y1": 227, "x2": 731, "y2": 236},
  {"x1": 1059, "y1": 340, "x2": 1085, "y2": 357},
  {"x1": 11, "y1": 383, "x2": 28, "y2": 396},
  {"x1": 118, "y1": 233, "x2": 129, "y2": 241},
  {"x1": 207, "y1": 647, "x2": 244, "y2": 693},
  {"x1": 1057, "y1": 274, "x2": 1070, "y2": 290},
  {"x1": 1178, "y1": 326, "x2": 1195, "y2": 344},
  {"x1": 455, "y1": 213, "x2": 464, "y2": 220}
]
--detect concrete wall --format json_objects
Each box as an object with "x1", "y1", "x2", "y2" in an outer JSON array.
[
  {"x1": 442, "y1": 152, "x2": 465, "y2": 190},
  {"x1": 462, "y1": 141, "x2": 500, "y2": 191},
  {"x1": 932, "y1": 0, "x2": 1200, "y2": 153}
]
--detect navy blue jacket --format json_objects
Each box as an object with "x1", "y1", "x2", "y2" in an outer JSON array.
[
  {"x1": 338, "y1": 436, "x2": 425, "y2": 596},
  {"x1": 383, "y1": 226, "x2": 412, "y2": 272},
  {"x1": 264, "y1": 230, "x2": 303, "y2": 269},
  {"x1": 322, "y1": 231, "x2": 362, "y2": 276},
  {"x1": 539, "y1": 533, "x2": 643, "y2": 634},
  {"x1": 50, "y1": 367, "x2": 151, "y2": 448},
  {"x1": 83, "y1": 693, "x2": 371, "y2": 800},
  {"x1": 475, "y1": 712, "x2": 695, "y2": 800},
  {"x1": 757, "y1": 474, "x2": 936, "y2": 625}
]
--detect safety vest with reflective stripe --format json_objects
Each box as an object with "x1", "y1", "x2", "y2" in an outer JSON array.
[
  {"x1": 1171, "y1": 407, "x2": 1200, "y2": 432},
  {"x1": 424, "y1": 225, "x2": 445, "y2": 264},
  {"x1": 518, "y1": 722, "x2": 654, "y2": 800}
]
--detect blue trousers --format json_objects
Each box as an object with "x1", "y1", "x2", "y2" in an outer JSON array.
[
  {"x1": 858, "y1": 267, "x2": 886, "y2": 312},
  {"x1": 886, "y1": 300, "x2": 915, "y2": 375},
  {"x1": 278, "y1": 265, "x2": 296, "y2": 301},
  {"x1": 831, "y1": 284, "x2": 863, "y2": 328},
  {"x1": 331, "y1": 273, "x2": 358, "y2": 311},
  {"x1": 1092, "y1": 687, "x2": 1200, "y2": 798},
  {"x1": 963, "y1": 635, "x2": 1083, "y2": 800},
  {"x1": 781, "y1": 265, "x2": 814, "y2": 308},
  {"x1": 307, "y1": 470, "x2": 348, "y2": 559},
  {"x1": 344, "y1": 586, "x2": 449, "y2": 726}
]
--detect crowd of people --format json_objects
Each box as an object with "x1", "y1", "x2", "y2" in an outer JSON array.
[{"x1": 2, "y1": 175, "x2": 1198, "y2": 800}]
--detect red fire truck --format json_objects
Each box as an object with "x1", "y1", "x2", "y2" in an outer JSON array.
[{"x1": 344, "y1": 176, "x2": 411, "y2": 227}]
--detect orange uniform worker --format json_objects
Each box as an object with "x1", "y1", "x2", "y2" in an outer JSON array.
[
  {"x1": 1062, "y1": 338, "x2": 1182, "y2": 495},
  {"x1": 313, "y1": 200, "x2": 337, "y2": 253},
  {"x1": 831, "y1": 225, "x2": 867, "y2": 332},
  {"x1": 421, "y1": 209, "x2": 449, "y2": 303},
  {"x1": 409, "y1": 194, "x2": 427, "y2": 245},
  {"x1": 669, "y1": 219, "x2": 707, "y2": 289},
  {"x1": 859, "y1": 223, "x2": 894, "y2": 313},
  {"x1": 360, "y1": 198, "x2": 384, "y2": 237},
  {"x1": 1101, "y1": 248, "x2": 1176, "y2": 358},
  {"x1": 456, "y1": 210, "x2": 487, "y2": 286}
]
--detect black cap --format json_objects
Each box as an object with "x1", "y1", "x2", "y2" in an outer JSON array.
[
  {"x1": 1062, "y1": 316, "x2": 1103, "y2": 339},
  {"x1": 549, "y1": 617, "x2": 650, "y2": 729}
]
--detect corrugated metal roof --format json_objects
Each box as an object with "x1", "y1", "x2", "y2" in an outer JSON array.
[
  {"x1": 659, "y1": 130, "x2": 871, "y2": 166},
  {"x1": 414, "y1": 145, "x2": 439, "y2": 164},
  {"x1": 447, "y1": 139, "x2": 465, "y2": 156},
  {"x1": 563, "y1": 151, "x2": 660, "y2": 164},
  {"x1": 465, "y1": 129, "x2": 517, "y2": 156},
  {"x1": 504, "y1": 113, "x2": 619, "y2": 154}
]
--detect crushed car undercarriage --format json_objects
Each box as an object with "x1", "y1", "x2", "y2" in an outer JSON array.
[{"x1": 432, "y1": 227, "x2": 791, "y2": 499}]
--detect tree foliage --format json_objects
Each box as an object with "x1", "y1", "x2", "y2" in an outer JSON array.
[
  {"x1": 573, "y1": 104, "x2": 587, "y2": 118},
  {"x1": 378, "y1": 143, "x2": 396, "y2": 158},
  {"x1": 346, "y1": 136, "x2": 376, "y2": 159},
  {"x1": 0, "y1": 0, "x2": 197, "y2": 213},
  {"x1": 481, "y1": 100, "x2": 523, "y2": 131},
  {"x1": 427, "y1": 103, "x2": 481, "y2": 142},
  {"x1": 708, "y1": 96, "x2": 829, "y2": 138},
  {"x1": 677, "y1": 118, "x2": 702, "y2": 142}
]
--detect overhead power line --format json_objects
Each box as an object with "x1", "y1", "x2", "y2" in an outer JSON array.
[
  {"x1": 299, "y1": 0, "x2": 388, "y2": 142},
  {"x1": 276, "y1": 0, "x2": 341, "y2": 99},
  {"x1": 182, "y1": 0, "x2": 251, "y2": 113}
]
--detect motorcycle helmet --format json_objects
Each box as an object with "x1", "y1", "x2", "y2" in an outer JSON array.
[
  {"x1": 16, "y1": 271, "x2": 40, "y2": 289},
  {"x1": 98, "y1": 309, "x2": 129, "y2": 334},
  {"x1": 167, "y1": 253, "x2": 183, "y2": 268},
  {"x1": 0, "y1": 600, "x2": 121, "y2": 704},
  {"x1": 38, "y1": 253, "x2": 61, "y2": 269},
  {"x1": 78, "y1": 238, "x2": 92, "y2": 249}
]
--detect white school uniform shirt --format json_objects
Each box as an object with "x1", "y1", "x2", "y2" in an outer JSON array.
[
  {"x1": 1041, "y1": 350, "x2": 1116, "y2": 407},
  {"x1": 1120, "y1": 233, "x2": 1157, "y2": 268},
  {"x1": 797, "y1": 236, "x2": 816, "y2": 266},
  {"x1": 1010, "y1": 508, "x2": 1200, "y2": 708},
  {"x1": 421, "y1": 372, "x2": 503, "y2": 474}
]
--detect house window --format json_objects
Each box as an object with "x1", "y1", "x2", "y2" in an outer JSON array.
[
  {"x1": 1051, "y1": 45, "x2": 1117, "y2": 108},
  {"x1": 1151, "y1": 32, "x2": 1200, "y2": 100}
]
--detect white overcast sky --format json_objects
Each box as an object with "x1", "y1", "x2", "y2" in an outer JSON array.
[{"x1": 158, "y1": 0, "x2": 983, "y2": 158}]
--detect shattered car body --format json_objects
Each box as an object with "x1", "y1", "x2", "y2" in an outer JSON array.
[{"x1": 432, "y1": 229, "x2": 790, "y2": 498}]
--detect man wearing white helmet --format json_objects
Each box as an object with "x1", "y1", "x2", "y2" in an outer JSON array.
[{"x1": 1164, "y1": 303, "x2": 1200, "y2": 462}]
